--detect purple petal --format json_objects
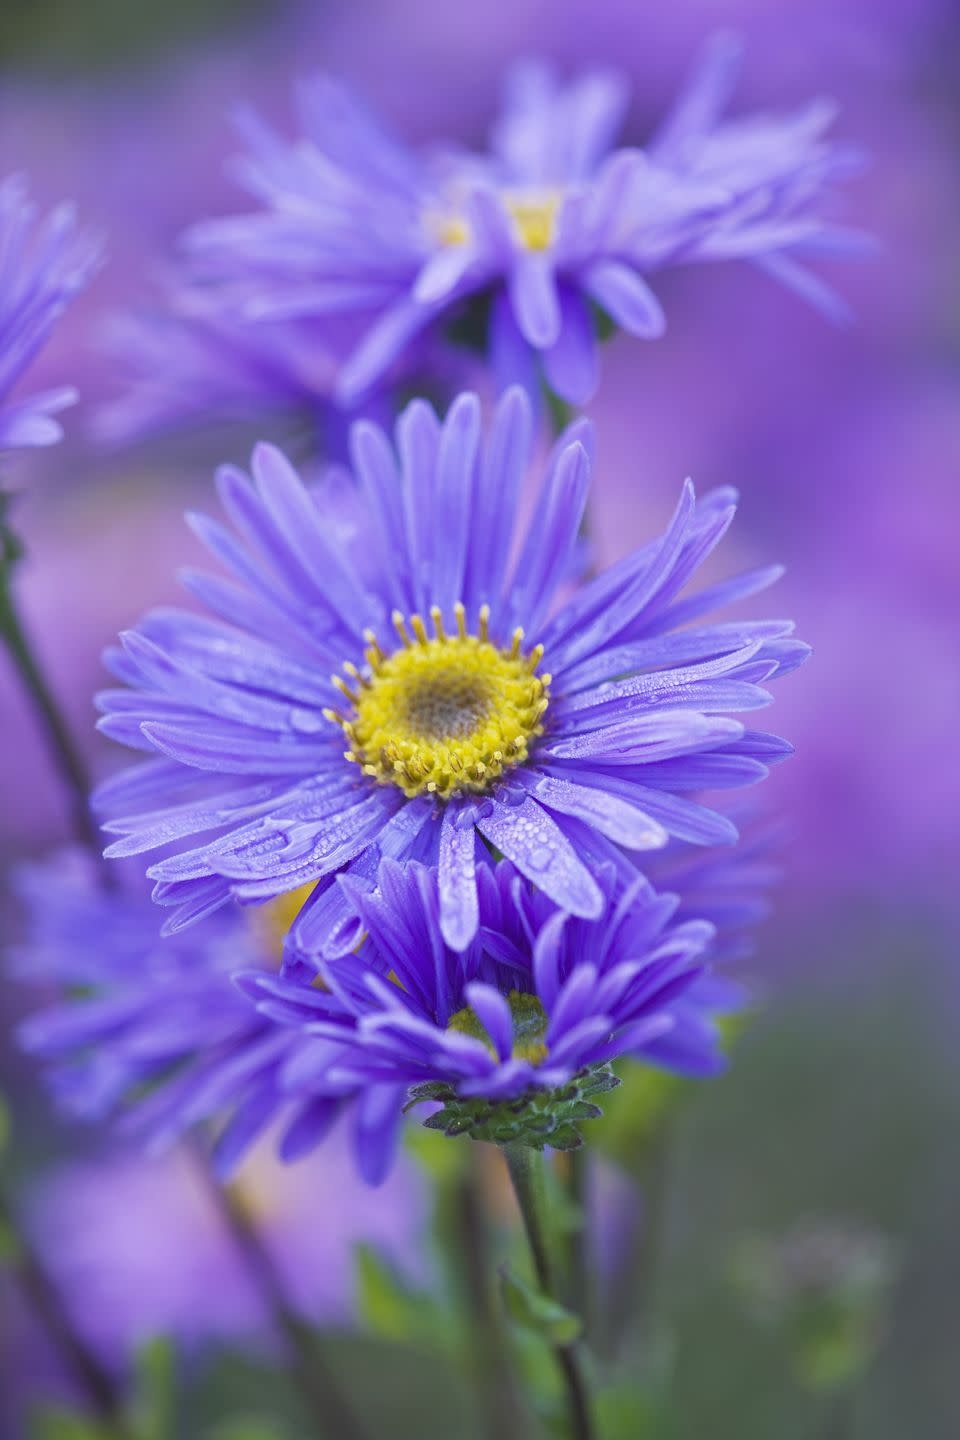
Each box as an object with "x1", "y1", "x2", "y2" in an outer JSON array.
[
  {"x1": 583, "y1": 259, "x2": 665, "y2": 338},
  {"x1": 542, "y1": 289, "x2": 598, "y2": 404},
  {"x1": 509, "y1": 250, "x2": 561, "y2": 348},
  {"x1": 476, "y1": 793, "x2": 602, "y2": 919},
  {"x1": 464, "y1": 983, "x2": 513, "y2": 1062},
  {"x1": 439, "y1": 808, "x2": 479, "y2": 951}
]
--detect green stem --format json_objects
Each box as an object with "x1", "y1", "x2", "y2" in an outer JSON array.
[
  {"x1": 193, "y1": 1152, "x2": 371, "y2": 1440},
  {"x1": 561, "y1": 1149, "x2": 591, "y2": 1337},
  {"x1": 0, "y1": 539, "x2": 98, "y2": 853},
  {"x1": 452, "y1": 1149, "x2": 526, "y2": 1440},
  {"x1": 0, "y1": 1183, "x2": 132, "y2": 1437},
  {"x1": 503, "y1": 1144, "x2": 595, "y2": 1440}
]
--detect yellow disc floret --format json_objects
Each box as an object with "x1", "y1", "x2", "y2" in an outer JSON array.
[
  {"x1": 503, "y1": 191, "x2": 561, "y2": 252},
  {"x1": 448, "y1": 990, "x2": 549, "y2": 1065},
  {"x1": 326, "y1": 602, "x2": 550, "y2": 800},
  {"x1": 432, "y1": 190, "x2": 562, "y2": 253}
]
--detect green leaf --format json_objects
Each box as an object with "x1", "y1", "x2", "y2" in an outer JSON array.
[
  {"x1": 30, "y1": 1408, "x2": 113, "y2": 1440},
  {"x1": 355, "y1": 1244, "x2": 436, "y2": 1344},
  {"x1": 0, "y1": 1213, "x2": 20, "y2": 1265},
  {"x1": 203, "y1": 1421, "x2": 289, "y2": 1440},
  {"x1": 130, "y1": 1336, "x2": 176, "y2": 1440},
  {"x1": 499, "y1": 1264, "x2": 582, "y2": 1346}
]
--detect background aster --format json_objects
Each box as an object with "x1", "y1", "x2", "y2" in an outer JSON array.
[
  {"x1": 177, "y1": 34, "x2": 865, "y2": 407},
  {"x1": 12, "y1": 850, "x2": 357, "y2": 1176},
  {"x1": 95, "y1": 385, "x2": 807, "y2": 954},
  {"x1": 0, "y1": 174, "x2": 101, "y2": 453}
]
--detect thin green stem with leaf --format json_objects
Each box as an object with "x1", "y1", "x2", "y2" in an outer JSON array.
[{"x1": 503, "y1": 1143, "x2": 595, "y2": 1440}]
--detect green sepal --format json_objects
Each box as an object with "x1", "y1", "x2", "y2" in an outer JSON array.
[{"x1": 410, "y1": 1063, "x2": 620, "y2": 1149}]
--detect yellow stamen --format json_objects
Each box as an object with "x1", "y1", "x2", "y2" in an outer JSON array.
[
  {"x1": 448, "y1": 990, "x2": 549, "y2": 1065},
  {"x1": 504, "y1": 193, "x2": 561, "y2": 252},
  {"x1": 330, "y1": 606, "x2": 549, "y2": 800},
  {"x1": 434, "y1": 190, "x2": 562, "y2": 253}
]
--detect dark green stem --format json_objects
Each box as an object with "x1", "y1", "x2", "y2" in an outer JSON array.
[
  {"x1": 0, "y1": 1183, "x2": 132, "y2": 1436},
  {"x1": 194, "y1": 1153, "x2": 371, "y2": 1440},
  {"x1": 561, "y1": 1149, "x2": 591, "y2": 1337},
  {"x1": 452, "y1": 1149, "x2": 526, "y2": 1440},
  {"x1": 503, "y1": 1144, "x2": 595, "y2": 1440},
  {"x1": 0, "y1": 521, "x2": 98, "y2": 852}
]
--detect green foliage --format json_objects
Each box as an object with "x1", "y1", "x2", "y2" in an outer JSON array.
[
  {"x1": 355, "y1": 1245, "x2": 447, "y2": 1349},
  {"x1": 499, "y1": 1263, "x2": 582, "y2": 1346},
  {"x1": 129, "y1": 1338, "x2": 176, "y2": 1440},
  {"x1": 30, "y1": 1411, "x2": 115, "y2": 1440},
  {"x1": 593, "y1": 1383, "x2": 666, "y2": 1440},
  {"x1": 732, "y1": 1223, "x2": 896, "y2": 1394},
  {"x1": 203, "y1": 1421, "x2": 290, "y2": 1440},
  {"x1": 0, "y1": 0, "x2": 272, "y2": 73}
]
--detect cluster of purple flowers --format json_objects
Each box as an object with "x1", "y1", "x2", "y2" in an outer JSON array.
[{"x1": 6, "y1": 33, "x2": 854, "y2": 1187}]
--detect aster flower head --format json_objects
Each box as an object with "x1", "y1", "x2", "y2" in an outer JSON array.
[
  {"x1": 236, "y1": 852, "x2": 744, "y2": 1180},
  {"x1": 95, "y1": 384, "x2": 806, "y2": 965},
  {"x1": 12, "y1": 850, "x2": 351, "y2": 1176},
  {"x1": 0, "y1": 174, "x2": 102, "y2": 453},
  {"x1": 181, "y1": 33, "x2": 865, "y2": 408}
]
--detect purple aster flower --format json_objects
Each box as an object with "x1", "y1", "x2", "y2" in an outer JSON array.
[
  {"x1": 235, "y1": 853, "x2": 742, "y2": 1181},
  {"x1": 13, "y1": 850, "x2": 355, "y2": 1176},
  {"x1": 94, "y1": 386, "x2": 806, "y2": 954},
  {"x1": 0, "y1": 175, "x2": 101, "y2": 453},
  {"x1": 91, "y1": 283, "x2": 409, "y2": 456},
  {"x1": 179, "y1": 35, "x2": 865, "y2": 407}
]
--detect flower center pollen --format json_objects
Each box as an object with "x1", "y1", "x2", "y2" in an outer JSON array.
[
  {"x1": 435, "y1": 190, "x2": 562, "y2": 253},
  {"x1": 448, "y1": 990, "x2": 549, "y2": 1065},
  {"x1": 503, "y1": 191, "x2": 561, "y2": 251},
  {"x1": 327, "y1": 603, "x2": 550, "y2": 800}
]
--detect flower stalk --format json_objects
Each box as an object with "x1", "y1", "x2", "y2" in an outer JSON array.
[
  {"x1": 503, "y1": 1143, "x2": 596, "y2": 1440},
  {"x1": 0, "y1": 1182, "x2": 132, "y2": 1438},
  {"x1": 0, "y1": 502, "x2": 98, "y2": 853}
]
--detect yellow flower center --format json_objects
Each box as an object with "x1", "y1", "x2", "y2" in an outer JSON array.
[
  {"x1": 327, "y1": 603, "x2": 550, "y2": 800},
  {"x1": 435, "y1": 190, "x2": 562, "y2": 253},
  {"x1": 448, "y1": 990, "x2": 549, "y2": 1065},
  {"x1": 503, "y1": 192, "x2": 561, "y2": 252}
]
